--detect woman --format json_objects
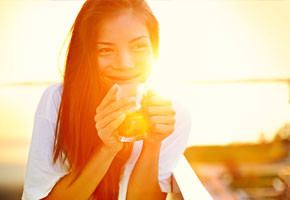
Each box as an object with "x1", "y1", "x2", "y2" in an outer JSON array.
[{"x1": 22, "y1": 0, "x2": 191, "y2": 199}]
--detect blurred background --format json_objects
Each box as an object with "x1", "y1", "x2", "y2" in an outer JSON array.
[{"x1": 0, "y1": 0, "x2": 289, "y2": 199}]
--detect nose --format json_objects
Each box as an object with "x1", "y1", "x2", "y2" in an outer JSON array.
[{"x1": 113, "y1": 49, "x2": 134, "y2": 70}]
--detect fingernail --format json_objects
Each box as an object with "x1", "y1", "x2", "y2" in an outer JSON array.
[
  {"x1": 113, "y1": 84, "x2": 120, "y2": 91},
  {"x1": 114, "y1": 85, "x2": 121, "y2": 100}
]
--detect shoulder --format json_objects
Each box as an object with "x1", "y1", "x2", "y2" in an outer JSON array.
[{"x1": 35, "y1": 82, "x2": 63, "y2": 123}]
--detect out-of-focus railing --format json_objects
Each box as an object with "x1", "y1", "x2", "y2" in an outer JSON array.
[
  {"x1": 278, "y1": 166, "x2": 290, "y2": 199},
  {"x1": 166, "y1": 155, "x2": 213, "y2": 200}
]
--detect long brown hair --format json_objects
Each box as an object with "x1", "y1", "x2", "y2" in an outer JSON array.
[{"x1": 52, "y1": 0, "x2": 159, "y2": 199}]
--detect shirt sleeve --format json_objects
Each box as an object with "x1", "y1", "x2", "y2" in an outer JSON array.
[
  {"x1": 22, "y1": 83, "x2": 69, "y2": 200},
  {"x1": 158, "y1": 101, "x2": 192, "y2": 193}
]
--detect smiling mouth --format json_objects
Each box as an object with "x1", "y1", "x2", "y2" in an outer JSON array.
[{"x1": 105, "y1": 73, "x2": 140, "y2": 81}]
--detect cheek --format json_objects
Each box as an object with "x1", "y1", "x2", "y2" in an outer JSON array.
[
  {"x1": 97, "y1": 57, "x2": 114, "y2": 88},
  {"x1": 97, "y1": 57, "x2": 113, "y2": 73},
  {"x1": 136, "y1": 53, "x2": 153, "y2": 81}
]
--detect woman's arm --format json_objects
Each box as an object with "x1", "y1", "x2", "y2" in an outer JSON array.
[
  {"x1": 126, "y1": 90, "x2": 177, "y2": 200},
  {"x1": 41, "y1": 84, "x2": 136, "y2": 200},
  {"x1": 42, "y1": 146, "x2": 117, "y2": 200},
  {"x1": 126, "y1": 141, "x2": 167, "y2": 200}
]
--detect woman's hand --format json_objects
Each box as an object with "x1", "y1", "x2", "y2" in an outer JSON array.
[
  {"x1": 142, "y1": 90, "x2": 176, "y2": 144},
  {"x1": 94, "y1": 84, "x2": 137, "y2": 153}
]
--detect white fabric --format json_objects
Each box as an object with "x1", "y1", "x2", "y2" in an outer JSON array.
[{"x1": 22, "y1": 82, "x2": 192, "y2": 200}]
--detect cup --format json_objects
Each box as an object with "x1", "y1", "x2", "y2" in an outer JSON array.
[{"x1": 117, "y1": 83, "x2": 148, "y2": 142}]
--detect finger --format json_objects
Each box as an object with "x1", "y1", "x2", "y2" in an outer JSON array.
[
  {"x1": 144, "y1": 89, "x2": 157, "y2": 100},
  {"x1": 97, "y1": 114, "x2": 126, "y2": 139},
  {"x1": 147, "y1": 106, "x2": 176, "y2": 116},
  {"x1": 147, "y1": 89, "x2": 155, "y2": 96},
  {"x1": 153, "y1": 124, "x2": 175, "y2": 134},
  {"x1": 112, "y1": 130, "x2": 120, "y2": 137},
  {"x1": 121, "y1": 106, "x2": 139, "y2": 115},
  {"x1": 95, "y1": 105, "x2": 138, "y2": 130},
  {"x1": 112, "y1": 130, "x2": 122, "y2": 141},
  {"x1": 95, "y1": 104, "x2": 137, "y2": 123},
  {"x1": 102, "y1": 113, "x2": 127, "y2": 133},
  {"x1": 96, "y1": 111, "x2": 124, "y2": 130},
  {"x1": 95, "y1": 103, "x2": 136, "y2": 121},
  {"x1": 148, "y1": 95, "x2": 172, "y2": 106},
  {"x1": 96, "y1": 84, "x2": 120, "y2": 113},
  {"x1": 97, "y1": 97, "x2": 136, "y2": 119},
  {"x1": 150, "y1": 116, "x2": 175, "y2": 125}
]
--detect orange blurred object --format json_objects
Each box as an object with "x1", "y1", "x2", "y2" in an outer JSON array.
[{"x1": 118, "y1": 111, "x2": 148, "y2": 142}]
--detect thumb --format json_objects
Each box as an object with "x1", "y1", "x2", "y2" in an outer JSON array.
[
  {"x1": 146, "y1": 89, "x2": 157, "y2": 98},
  {"x1": 115, "y1": 84, "x2": 121, "y2": 101},
  {"x1": 141, "y1": 89, "x2": 155, "y2": 108}
]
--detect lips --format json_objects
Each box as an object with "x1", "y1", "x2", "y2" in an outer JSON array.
[{"x1": 105, "y1": 73, "x2": 141, "y2": 81}]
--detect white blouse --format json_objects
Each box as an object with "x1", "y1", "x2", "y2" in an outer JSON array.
[{"x1": 21, "y1": 82, "x2": 192, "y2": 200}]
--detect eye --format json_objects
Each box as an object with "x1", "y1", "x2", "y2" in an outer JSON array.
[
  {"x1": 97, "y1": 48, "x2": 114, "y2": 55},
  {"x1": 132, "y1": 43, "x2": 148, "y2": 51}
]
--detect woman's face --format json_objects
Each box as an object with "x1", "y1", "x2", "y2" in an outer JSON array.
[{"x1": 95, "y1": 11, "x2": 154, "y2": 88}]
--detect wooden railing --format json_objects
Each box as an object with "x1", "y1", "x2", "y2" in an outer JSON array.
[
  {"x1": 278, "y1": 166, "x2": 290, "y2": 199},
  {"x1": 166, "y1": 155, "x2": 213, "y2": 200}
]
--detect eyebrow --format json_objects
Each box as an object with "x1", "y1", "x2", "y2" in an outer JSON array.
[{"x1": 96, "y1": 35, "x2": 149, "y2": 45}]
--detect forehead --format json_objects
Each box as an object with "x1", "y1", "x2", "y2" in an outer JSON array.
[{"x1": 96, "y1": 11, "x2": 150, "y2": 42}]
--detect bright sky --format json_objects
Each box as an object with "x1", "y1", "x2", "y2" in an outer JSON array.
[
  {"x1": 1, "y1": 0, "x2": 290, "y2": 165},
  {"x1": 0, "y1": 0, "x2": 290, "y2": 82}
]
